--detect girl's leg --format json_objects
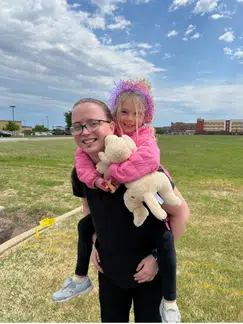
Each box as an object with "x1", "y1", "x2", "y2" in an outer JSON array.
[
  {"x1": 75, "y1": 213, "x2": 95, "y2": 276},
  {"x1": 52, "y1": 214, "x2": 95, "y2": 302},
  {"x1": 155, "y1": 221, "x2": 176, "y2": 301},
  {"x1": 155, "y1": 220, "x2": 181, "y2": 322}
]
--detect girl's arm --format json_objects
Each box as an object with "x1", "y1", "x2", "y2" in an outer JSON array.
[
  {"x1": 75, "y1": 148, "x2": 102, "y2": 189},
  {"x1": 161, "y1": 187, "x2": 190, "y2": 241},
  {"x1": 109, "y1": 127, "x2": 160, "y2": 183}
]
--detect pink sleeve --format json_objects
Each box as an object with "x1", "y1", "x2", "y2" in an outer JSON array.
[
  {"x1": 109, "y1": 127, "x2": 160, "y2": 183},
  {"x1": 75, "y1": 148, "x2": 100, "y2": 188}
]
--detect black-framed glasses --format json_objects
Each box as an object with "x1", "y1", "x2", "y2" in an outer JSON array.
[{"x1": 70, "y1": 120, "x2": 110, "y2": 135}]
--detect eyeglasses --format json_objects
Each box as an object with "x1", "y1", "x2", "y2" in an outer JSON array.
[{"x1": 70, "y1": 120, "x2": 110, "y2": 135}]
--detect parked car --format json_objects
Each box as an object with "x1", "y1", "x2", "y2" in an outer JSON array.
[
  {"x1": 0, "y1": 130, "x2": 12, "y2": 137},
  {"x1": 52, "y1": 129, "x2": 65, "y2": 135}
]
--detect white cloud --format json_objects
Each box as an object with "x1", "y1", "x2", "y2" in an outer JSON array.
[
  {"x1": 219, "y1": 31, "x2": 235, "y2": 42},
  {"x1": 133, "y1": 0, "x2": 151, "y2": 3},
  {"x1": 222, "y1": 47, "x2": 243, "y2": 64},
  {"x1": 107, "y1": 15, "x2": 131, "y2": 30},
  {"x1": 224, "y1": 47, "x2": 232, "y2": 55},
  {"x1": 90, "y1": 0, "x2": 151, "y2": 14},
  {"x1": 70, "y1": 3, "x2": 81, "y2": 8},
  {"x1": 109, "y1": 43, "x2": 133, "y2": 50},
  {"x1": 211, "y1": 13, "x2": 224, "y2": 19},
  {"x1": 193, "y1": 0, "x2": 218, "y2": 14},
  {"x1": 100, "y1": 34, "x2": 112, "y2": 45},
  {"x1": 154, "y1": 84, "x2": 243, "y2": 116},
  {"x1": 0, "y1": 0, "x2": 164, "y2": 116},
  {"x1": 185, "y1": 24, "x2": 196, "y2": 36},
  {"x1": 163, "y1": 53, "x2": 173, "y2": 60},
  {"x1": 108, "y1": 42, "x2": 162, "y2": 58},
  {"x1": 75, "y1": 11, "x2": 106, "y2": 29},
  {"x1": 169, "y1": 0, "x2": 191, "y2": 11},
  {"x1": 234, "y1": 50, "x2": 243, "y2": 59},
  {"x1": 167, "y1": 30, "x2": 178, "y2": 37},
  {"x1": 91, "y1": 0, "x2": 126, "y2": 15},
  {"x1": 137, "y1": 43, "x2": 152, "y2": 49},
  {"x1": 183, "y1": 26, "x2": 201, "y2": 40},
  {"x1": 236, "y1": 0, "x2": 243, "y2": 3},
  {"x1": 191, "y1": 32, "x2": 201, "y2": 39}
]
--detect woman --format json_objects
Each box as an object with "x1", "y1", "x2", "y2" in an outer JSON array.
[{"x1": 71, "y1": 98, "x2": 190, "y2": 322}]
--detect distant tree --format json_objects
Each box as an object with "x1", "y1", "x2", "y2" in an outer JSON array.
[
  {"x1": 5, "y1": 121, "x2": 20, "y2": 131},
  {"x1": 64, "y1": 111, "x2": 72, "y2": 129},
  {"x1": 33, "y1": 124, "x2": 49, "y2": 132},
  {"x1": 154, "y1": 127, "x2": 164, "y2": 134}
]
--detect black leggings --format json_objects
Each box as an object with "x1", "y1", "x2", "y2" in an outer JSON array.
[
  {"x1": 75, "y1": 214, "x2": 94, "y2": 276},
  {"x1": 155, "y1": 220, "x2": 177, "y2": 301},
  {"x1": 75, "y1": 215, "x2": 177, "y2": 301},
  {"x1": 99, "y1": 272, "x2": 162, "y2": 323}
]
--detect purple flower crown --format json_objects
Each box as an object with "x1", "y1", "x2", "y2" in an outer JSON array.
[{"x1": 108, "y1": 79, "x2": 155, "y2": 123}]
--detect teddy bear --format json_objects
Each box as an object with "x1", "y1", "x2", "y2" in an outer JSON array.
[{"x1": 96, "y1": 134, "x2": 181, "y2": 227}]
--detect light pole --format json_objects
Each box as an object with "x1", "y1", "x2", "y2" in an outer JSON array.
[
  {"x1": 9, "y1": 105, "x2": 15, "y2": 121},
  {"x1": 46, "y1": 116, "x2": 49, "y2": 129}
]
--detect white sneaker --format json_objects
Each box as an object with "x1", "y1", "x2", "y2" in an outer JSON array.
[
  {"x1": 52, "y1": 276, "x2": 93, "y2": 303},
  {"x1": 160, "y1": 298, "x2": 181, "y2": 323}
]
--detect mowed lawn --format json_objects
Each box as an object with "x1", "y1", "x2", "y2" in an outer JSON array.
[{"x1": 0, "y1": 135, "x2": 243, "y2": 322}]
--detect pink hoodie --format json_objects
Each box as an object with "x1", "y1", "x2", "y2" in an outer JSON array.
[{"x1": 75, "y1": 125, "x2": 171, "y2": 188}]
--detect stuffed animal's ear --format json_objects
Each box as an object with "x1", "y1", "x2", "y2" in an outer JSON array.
[
  {"x1": 98, "y1": 152, "x2": 110, "y2": 164},
  {"x1": 122, "y1": 135, "x2": 137, "y2": 151},
  {"x1": 105, "y1": 134, "x2": 118, "y2": 145}
]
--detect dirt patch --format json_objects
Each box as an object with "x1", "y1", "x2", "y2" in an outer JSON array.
[
  {"x1": 0, "y1": 226, "x2": 28, "y2": 245},
  {"x1": 0, "y1": 209, "x2": 54, "y2": 245}
]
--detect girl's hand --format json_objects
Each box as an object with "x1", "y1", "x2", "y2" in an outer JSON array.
[
  {"x1": 94, "y1": 178, "x2": 109, "y2": 192},
  {"x1": 104, "y1": 169, "x2": 111, "y2": 179},
  {"x1": 134, "y1": 254, "x2": 158, "y2": 283}
]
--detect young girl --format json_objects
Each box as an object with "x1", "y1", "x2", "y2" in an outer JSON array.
[{"x1": 52, "y1": 80, "x2": 181, "y2": 323}]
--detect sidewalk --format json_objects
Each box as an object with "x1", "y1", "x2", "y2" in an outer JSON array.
[{"x1": 0, "y1": 210, "x2": 100, "y2": 323}]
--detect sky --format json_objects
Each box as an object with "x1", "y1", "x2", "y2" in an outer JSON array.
[{"x1": 0, "y1": 0, "x2": 243, "y2": 128}]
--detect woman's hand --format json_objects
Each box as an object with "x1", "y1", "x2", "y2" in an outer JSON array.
[
  {"x1": 134, "y1": 254, "x2": 158, "y2": 283},
  {"x1": 91, "y1": 241, "x2": 104, "y2": 273}
]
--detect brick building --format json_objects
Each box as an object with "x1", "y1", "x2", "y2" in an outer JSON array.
[
  {"x1": 0, "y1": 120, "x2": 22, "y2": 130},
  {"x1": 195, "y1": 119, "x2": 243, "y2": 134},
  {"x1": 170, "y1": 122, "x2": 196, "y2": 134}
]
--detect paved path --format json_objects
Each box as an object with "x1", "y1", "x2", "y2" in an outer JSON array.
[{"x1": 0, "y1": 136, "x2": 73, "y2": 143}]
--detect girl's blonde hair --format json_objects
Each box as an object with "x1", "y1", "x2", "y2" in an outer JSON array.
[
  {"x1": 112, "y1": 90, "x2": 146, "y2": 134},
  {"x1": 108, "y1": 78, "x2": 155, "y2": 125}
]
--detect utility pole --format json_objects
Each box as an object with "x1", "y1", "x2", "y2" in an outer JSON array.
[
  {"x1": 9, "y1": 105, "x2": 15, "y2": 121},
  {"x1": 46, "y1": 116, "x2": 49, "y2": 129}
]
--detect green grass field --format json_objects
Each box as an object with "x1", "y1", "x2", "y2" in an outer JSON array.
[{"x1": 0, "y1": 135, "x2": 243, "y2": 322}]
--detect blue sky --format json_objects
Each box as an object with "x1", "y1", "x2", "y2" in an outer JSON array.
[{"x1": 0, "y1": 0, "x2": 243, "y2": 128}]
